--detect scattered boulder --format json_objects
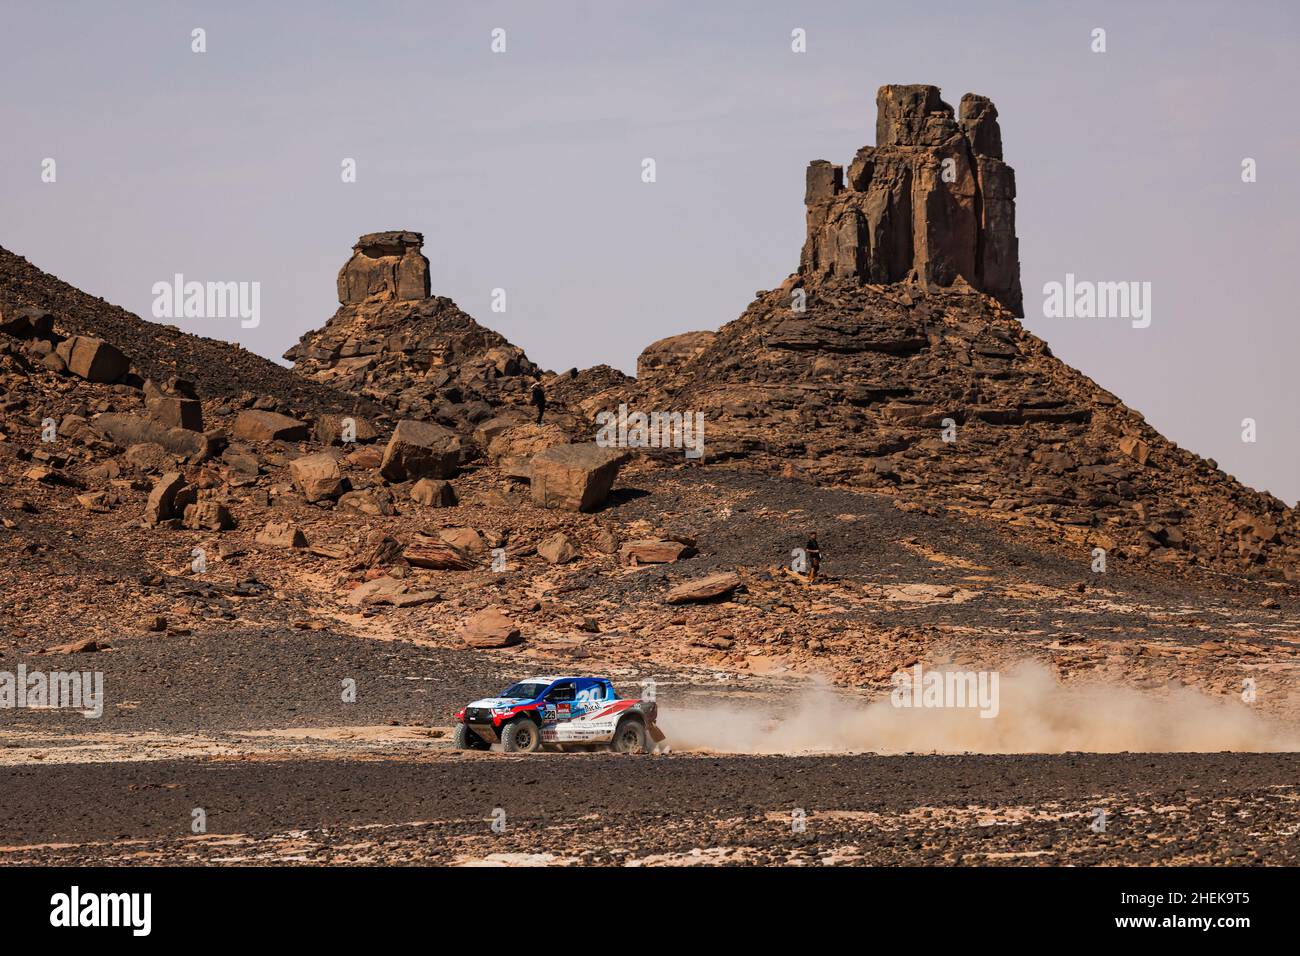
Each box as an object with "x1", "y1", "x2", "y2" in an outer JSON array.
[
  {"x1": 665, "y1": 571, "x2": 743, "y2": 605},
  {"x1": 356, "y1": 531, "x2": 403, "y2": 568},
  {"x1": 403, "y1": 537, "x2": 477, "y2": 570},
  {"x1": 460, "y1": 607, "x2": 522, "y2": 649},
  {"x1": 146, "y1": 395, "x2": 204, "y2": 432},
  {"x1": 486, "y1": 423, "x2": 568, "y2": 464},
  {"x1": 473, "y1": 414, "x2": 530, "y2": 450},
  {"x1": 439, "y1": 527, "x2": 486, "y2": 554},
  {"x1": 233, "y1": 409, "x2": 309, "y2": 443},
  {"x1": 619, "y1": 539, "x2": 693, "y2": 566},
  {"x1": 410, "y1": 478, "x2": 457, "y2": 507},
  {"x1": 530, "y1": 443, "x2": 630, "y2": 512},
  {"x1": 183, "y1": 501, "x2": 233, "y2": 531},
  {"x1": 289, "y1": 452, "x2": 344, "y2": 502},
  {"x1": 338, "y1": 489, "x2": 393, "y2": 516},
  {"x1": 54, "y1": 335, "x2": 130, "y2": 382},
  {"x1": 538, "y1": 532, "x2": 578, "y2": 565},
  {"x1": 347, "y1": 575, "x2": 440, "y2": 608},
  {"x1": 0, "y1": 304, "x2": 54, "y2": 338},
  {"x1": 125, "y1": 442, "x2": 173, "y2": 474},
  {"x1": 255, "y1": 522, "x2": 307, "y2": 549},
  {"x1": 93, "y1": 413, "x2": 215, "y2": 461},
  {"x1": 316, "y1": 413, "x2": 380, "y2": 446},
  {"x1": 1118, "y1": 435, "x2": 1151, "y2": 466},
  {"x1": 380, "y1": 419, "x2": 461, "y2": 482},
  {"x1": 144, "y1": 472, "x2": 191, "y2": 525},
  {"x1": 40, "y1": 636, "x2": 106, "y2": 655}
]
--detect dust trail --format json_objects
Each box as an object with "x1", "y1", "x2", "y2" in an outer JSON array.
[{"x1": 658, "y1": 662, "x2": 1300, "y2": 754}]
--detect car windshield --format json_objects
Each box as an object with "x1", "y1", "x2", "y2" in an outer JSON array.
[{"x1": 501, "y1": 682, "x2": 548, "y2": 700}]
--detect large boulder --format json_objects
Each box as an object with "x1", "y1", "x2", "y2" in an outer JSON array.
[
  {"x1": 93, "y1": 413, "x2": 216, "y2": 461},
  {"x1": 379, "y1": 419, "x2": 460, "y2": 481},
  {"x1": 289, "y1": 452, "x2": 344, "y2": 502},
  {"x1": 460, "y1": 607, "x2": 522, "y2": 649},
  {"x1": 54, "y1": 335, "x2": 130, "y2": 382},
  {"x1": 232, "y1": 410, "x2": 309, "y2": 442},
  {"x1": 530, "y1": 444, "x2": 630, "y2": 512}
]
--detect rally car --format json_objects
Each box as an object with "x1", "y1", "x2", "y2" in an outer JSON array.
[{"x1": 453, "y1": 676, "x2": 664, "y2": 754}]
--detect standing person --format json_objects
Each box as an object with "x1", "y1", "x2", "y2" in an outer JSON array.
[
  {"x1": 530, "y1": 381, "x2": 547, "y2": 424},
  {"x1": 805, "y1": 532, "x2": 821, "y2": 583}
]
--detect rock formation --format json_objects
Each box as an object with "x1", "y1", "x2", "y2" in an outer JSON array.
[
  {"x1": 337, "y1": 230, "x2": 431, "y2": 304},
  {"x1": 800, "y1": 85, "x2": 1022, "y2": 315},
  {"x1": 609, "y1": 85, "x2": 1299, "y2": 579},
  {"x1": 286, "y1": 231, "x2": 548, "y2": 438}
]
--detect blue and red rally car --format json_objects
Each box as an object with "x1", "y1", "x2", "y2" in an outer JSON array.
[{"x1": 453, "y1": 676, "x2": 664, "y2": 754}]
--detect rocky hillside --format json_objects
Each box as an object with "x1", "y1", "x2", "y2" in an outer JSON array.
[
  {"x1": 0, "y1": 245, "x2": 370, "y2": 418},
  {"x1": 613, "y1": 85, "x2": 1298, "y2": 580},
  {"x1": 283, "y1": 230, "x2": 630, "y2": 441}
]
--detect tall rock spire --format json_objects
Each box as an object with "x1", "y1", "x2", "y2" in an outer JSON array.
[{"x1": 799, "y1": 85, "x2": 1022, "y2": 315}]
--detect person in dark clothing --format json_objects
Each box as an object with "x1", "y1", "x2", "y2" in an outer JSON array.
[
  {"x1": 530, "y1": 382, "x2": 547, "y2": 424},
  {"x1": 805, "y1": 533, "x2": 821, "y2": 582}
]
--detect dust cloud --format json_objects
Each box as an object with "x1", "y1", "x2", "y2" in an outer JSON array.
[{"x1": 657, "y1": 662, "x2": 1300, "y2": 755}]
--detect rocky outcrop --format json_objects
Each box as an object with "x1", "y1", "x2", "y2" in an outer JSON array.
[
  {"x1": 337, "y1": 230, "x2": 430, "y2": 304},
  {"x1": 800, "y1": 85, "x2": 1022, "y2": 315},
  {"x1": 637, "y1": 331, "x2": 717, "y2": 379}
]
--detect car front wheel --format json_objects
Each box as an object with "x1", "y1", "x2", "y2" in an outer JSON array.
[
  {"x1": 454, "y1": 723, "x2": 489, "y2": 751},
  {"x1": 500, "y1": 718, "x2": 541, "y2": 753}
]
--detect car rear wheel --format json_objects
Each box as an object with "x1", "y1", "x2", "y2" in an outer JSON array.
[
  {"x1": 500, "y1": 718, "x2": 541, "y2": 753},
  {"x1": 612, "y1": 717, "x2": 648, "y2": 754},
  {"x1": 453, "y1": 723, "x2": 489, "y2": 751}
]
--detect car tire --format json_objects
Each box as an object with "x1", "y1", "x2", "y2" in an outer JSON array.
[
  {"x1": 611, "y1": 716, "x2": 648, "y2": 754},
  {"x1": 500, "y1": 718, "x2": 541, "y2": 753},
  {"x1": 454, "y1": 723, "x2": 489, "y2": 751}
]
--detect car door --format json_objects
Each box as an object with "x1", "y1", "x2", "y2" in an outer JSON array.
[{"x1": 541, "y1": 681, "x2": 578, "y2": 740}]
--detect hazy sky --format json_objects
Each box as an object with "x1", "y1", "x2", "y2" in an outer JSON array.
[{"x1": 3, "y1": 1, "x2": 1298, "y2": 501}]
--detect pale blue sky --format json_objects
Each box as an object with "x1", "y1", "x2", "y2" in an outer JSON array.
[{"x1": 2, "y1": 1, "x2": 1298, "y2": 501}]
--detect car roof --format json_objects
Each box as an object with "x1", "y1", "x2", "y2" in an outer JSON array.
[{"x1": 518, "y1": 676, "x2": 607, "y2": 684}]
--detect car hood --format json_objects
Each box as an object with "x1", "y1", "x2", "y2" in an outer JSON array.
[{"x1": 466, "y1": 696, "x2": 533, "y2": 710}]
